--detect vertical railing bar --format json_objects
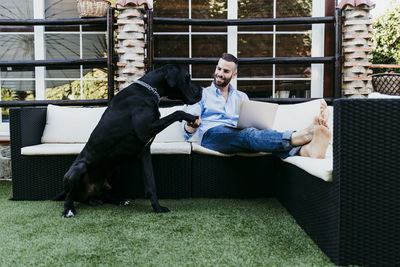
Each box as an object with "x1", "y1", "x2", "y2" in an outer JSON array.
[
  {"x1": 107, "y1": 7, "x2": 115, "y2": 103},
  {"x1": 148, "y1": 10, "x2": 154, "y2": 72},
  {"x1": 334, "y1": 8, "x2": 343, "y2": 98}
]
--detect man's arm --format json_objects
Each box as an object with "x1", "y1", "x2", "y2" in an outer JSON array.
[
  {"x1": 184, "y1": 116, "x2": 202, "y2": 133},
  {"x1": 183, "y1": 100, "x2": 203, "y2": 139}
]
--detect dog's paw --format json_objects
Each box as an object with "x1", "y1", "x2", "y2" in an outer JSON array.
[
  {"x1": 154, "y1": 206, "x2": 170, "y2": 213},
  {"x1": 120, "y1": 200, "x2": 131, "y2": 206},
  {"x1": 62, "y1": 209, "x2": 75, "y2": 218},
  {"x1": 185, "y1": 114, "x2": 198, "y2": 123}
]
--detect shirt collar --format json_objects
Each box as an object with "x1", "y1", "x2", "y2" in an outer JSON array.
[{"x1": 211, "y1": 82, "x2": 236, "y2": 96}]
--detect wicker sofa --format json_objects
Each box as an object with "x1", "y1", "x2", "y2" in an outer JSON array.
[{"x1": 9, "y1": 98, "x2": 400, "y2": 266}]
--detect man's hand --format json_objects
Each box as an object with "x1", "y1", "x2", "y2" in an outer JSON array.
[{"x1": 184, "y1": 115, "x2": 201, "y2": 134}]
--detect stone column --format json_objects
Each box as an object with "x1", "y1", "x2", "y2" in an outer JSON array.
[
  {"x1": 0, "y1": 145, "x2": 11, "y2": 180},
  {"x1": 338, "y1": 0, "x2": 375, "y2": 98},
  {"x1": 115, "y1": 0, "x2": 152, "y2": 90}
]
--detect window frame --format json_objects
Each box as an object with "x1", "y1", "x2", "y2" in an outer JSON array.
[
  {"x1": 0, "y1": 0, "x2": 107, "y2": 135},
  {"x1": 153, "y1": 0, "x2": 325, "y2": 98}
]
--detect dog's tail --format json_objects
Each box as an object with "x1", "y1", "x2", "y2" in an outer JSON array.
[{"x1": 52, "y1": 190, "x2": 67, "y2": 201}]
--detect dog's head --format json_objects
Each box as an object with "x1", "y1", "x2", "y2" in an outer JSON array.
[{"x1": 162, "y1": 64, "x2": 202, "y2": 104}]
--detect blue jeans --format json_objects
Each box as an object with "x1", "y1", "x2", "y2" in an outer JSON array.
[{"x1": 201, "y1": 125, "x2": 301, "y2": 158}]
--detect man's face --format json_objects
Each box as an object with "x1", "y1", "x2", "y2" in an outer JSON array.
[{"x1": 213, "y1": 58, "x2": 237, "y2": 88}]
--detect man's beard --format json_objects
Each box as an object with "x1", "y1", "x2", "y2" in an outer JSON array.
[{"x1": 213, "y1": 73, "x2": 232, "y2": 88}]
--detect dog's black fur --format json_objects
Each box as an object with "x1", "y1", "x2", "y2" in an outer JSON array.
[{"x1": 57, "y1": 65, "x2": 202, "y2": 217}]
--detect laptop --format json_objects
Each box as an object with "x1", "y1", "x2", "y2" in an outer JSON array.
[{"x1": 233, "y1": 100, "x2": 279, "y2": 130}]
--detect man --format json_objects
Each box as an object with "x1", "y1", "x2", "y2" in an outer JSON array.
[{"x1": 183, "y1": 53, "x2": 331, "y2": 158}]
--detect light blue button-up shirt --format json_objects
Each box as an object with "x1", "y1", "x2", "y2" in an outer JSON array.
[{"x1": 183, "y1": 82, "x2": 249, "y2": 142}]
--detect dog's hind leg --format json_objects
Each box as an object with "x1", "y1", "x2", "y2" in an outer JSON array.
[{"x1": 140, "y1": 148, "x2": 169, "y2": 213}]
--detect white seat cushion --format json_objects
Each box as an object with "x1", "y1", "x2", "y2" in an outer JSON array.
[
  {"x1": 150, "y1": 142, "x2": 191, "y2": 154},
  {"x1": 21, "y1": 143, "x2": 85, "y2": 155},
  {"x1": 191, "y1": 143, "x2": 270, "y2": 157},
  {"x1": 21, "y1": 142, "x2": 191, "y2": 156},
  {"x1": 41, "y1": 105, "x2": 106, "y2": 143},
  {"x1": 282, "y1": 155, "x2": 333, "y2": 182}
]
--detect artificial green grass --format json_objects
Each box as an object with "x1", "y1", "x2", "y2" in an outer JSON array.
[{"x1": 0, "y1": 181, "x2": 335, "y2": 266}]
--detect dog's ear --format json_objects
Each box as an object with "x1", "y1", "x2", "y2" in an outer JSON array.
[{"x1": 164, "y1": 65, "x2": 178, "y2": 88}]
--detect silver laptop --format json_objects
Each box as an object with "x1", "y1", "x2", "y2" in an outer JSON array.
[{"x1": 234, "y1": 100, "x2": 279, "y2": 130}]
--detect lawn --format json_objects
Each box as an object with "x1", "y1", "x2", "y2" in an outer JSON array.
[{"x1": 0, "y1": 181, "x2": 335, "y2": 266}]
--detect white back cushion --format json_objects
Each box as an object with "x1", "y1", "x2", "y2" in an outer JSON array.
[
  {"x1": 153, "y1": 105, "x2": 186, "y2": 143},
  {"x1": 41, "y1": 104, "x2": 106, "y2": 143},
  {"x1": 272, "y1": 99, "x2": 323, "y2": 132}
]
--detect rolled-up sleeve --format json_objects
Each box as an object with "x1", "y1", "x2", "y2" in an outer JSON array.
[{"x1": 183, "y1": 100, "x2": 203, "y2": 140}]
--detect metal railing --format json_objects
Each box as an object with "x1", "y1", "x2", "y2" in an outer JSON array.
[
  {"x1": 146, "y1": 9, "x2": 343, "y2": 99},
  {"x1": 0, "y1": 8, "x2": 116, "y2": 108}
]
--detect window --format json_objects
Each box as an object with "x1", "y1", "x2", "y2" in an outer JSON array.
[
  {"x1": 153, "y1": 0, "x2": 325, "y2": 98},
  {"x1": 0, "y1": 0, "x2": 107, "y2": 135}
]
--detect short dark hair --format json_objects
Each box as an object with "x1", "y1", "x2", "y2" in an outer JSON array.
[{"x1": 221, "y1": 53, "x2": 238, "y2": 66}]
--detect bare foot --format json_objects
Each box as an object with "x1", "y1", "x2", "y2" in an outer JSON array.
[
  {"x1": 298, "y1": 125, "x2": 331, "y2": 158},
  {"x1": 291, "y1": 125, "x2": 314, "y2": 146},
  {"x1": 317, "y1": 99, "x2": 329, "y2": 127},
  {"x1": 290, "y1": 100, "x2": 329, "y2": 147}
]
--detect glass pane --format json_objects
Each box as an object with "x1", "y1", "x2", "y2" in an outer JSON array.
[
  {"x1": 45, "y1": 0, "x2": 78, "y2": 19},
  {"x1": 46, "y1": 80, "x2": 79, "y2": 100},
  {"x1": 192, "y1": 35, "x2": 227, "y2": 57},
  {"x1": 81, "y1": 80, "x2": 108, "y2": 100},
  {"x1": 46, "y1": 68, "x2": 80, "y2": 80},
  {"x1": 153, "y1": 0, "x2": 189, "y2": 32},
  {"x1": 238, "y1": 34, "x2": 273, "y2": 58},
  {"x1": 154, "y1": 64, "x2": 189, "y2": 72},
  {"x1": 0, "y1": 1, "x2": 33, "y2": 19},
  {"x1": 154, "y1": 35, "x2": 189, "y2": 57},
  {"x1": 1, "y1": 81, "x2": 35, "y2": 100},
  {"x1": 276, "y1": 80, "x2": 310, "y2": 98},
  {"x1": 1, "y1": 80, "x2": 35, "y2": 121},
  {"x1": 82, "y1": 34, "x2": 107, "y2": 58},
  {"x1": 84, "y1": 67, "x2": 107, "y2": 76},
  {"x1": 44, "y1": 1, "x2": 105, "y2": 33},
  {"x1": 46, "y1": 34, "x2": 80, "y2": 60},
  {"x1": 275, "y1": 64, "x2": 311, "y2": 78},
  {"x1": 1, "y1": 108, "x2": 9, "y2": 123},
  {"x1": 0, "y1": 68, "x2": 34, "y2": 79},
  {"x1": 276, "y1": 0, "x2": 312, "y2": 18},
  {"x1": 238, "y1": 0, "x2": 273, "y2": 32},
  {"x1": 238, "y1": 0, "x2": 273, "y2": 19},
  {"x1": 238, "y1": 80, "x2": 273, "y2": 98},
  {"x1": 238, "y1": 64, "x2": 272, "y2": 78},
  {"x1": 0, "y1": 35, "x2": 34, "y2": 61},
  {"x1": 192, "y1": 64, "x2": 216, "y2": 79},
  {"x1": 276, "y1": 34, "x2": 311, "y2": 57},
  {"x1": 192, "y1": 0, "x2": 227, "y2": 32}
]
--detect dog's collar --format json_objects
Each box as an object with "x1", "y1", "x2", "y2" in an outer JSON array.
[{"x1": 135, "y1": 80, "x2": 160, "y2": 102}]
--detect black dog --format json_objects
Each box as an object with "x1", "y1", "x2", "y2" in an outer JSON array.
[{"x1": 58, "y1": 64, "x2": 202, "y2": 217}]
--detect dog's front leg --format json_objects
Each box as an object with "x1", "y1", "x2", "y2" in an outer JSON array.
[
  {"x1": 149, "y1": 111, "x2": 197, "y2": 136},
  {"x1": 140, "y1": 148, "x2": 169, "y2": 213},
  {"x1": 63, "y1": 192, "x2": 76, "y2": 218}
]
